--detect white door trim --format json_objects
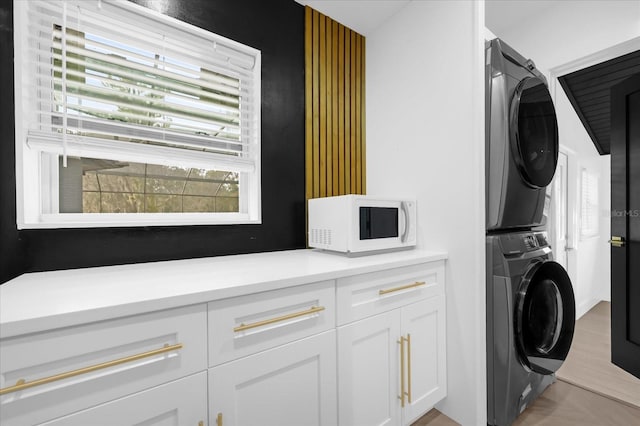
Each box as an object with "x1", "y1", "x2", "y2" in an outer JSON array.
[
  {"x1": 548, "y1": 36, "x2": 640, "y2": 115},
  {"x1": 550, "y1": 36, "x2": 640, "y2": 80}
]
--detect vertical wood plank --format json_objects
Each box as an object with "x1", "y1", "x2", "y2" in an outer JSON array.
[
  {"x1": 355, "y1": 34, "x2": 362, "y2": 194},
  {"x1": 338, "y1": 24, "x2": 345, "y2": 195},
  {"x1": 361, "y1": 36, "x2": 366, "y2": 194},
  {"x1": 319, "y1": 13, "x2": 326, "y2": 197},
  {"x1": 331, "y1": 20, "x2": 339, "y2": 196},
  {"x1": 312, "y1": 9, "x2": 320, "y2": 199},
  {"x1": 326, "y1": 18, "x2": 333, "y2": 196},
  {"x1": 350, "y1": 30, "x2": 356, "y2": 194},
  {"x1": 344, "y1": 28, "x2": 351, "y2": 194},
  {"x1": 305, "y1": 8, "x2": 365, "y2": 202},
  {"x1": 304, "y1": 7, "x2": 313, "y2": 201}
]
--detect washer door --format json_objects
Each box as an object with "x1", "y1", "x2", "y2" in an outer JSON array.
[
  {"x1": 515, "y1": 260, "x2": 575, "y2": 375},
  {"x1": 510, "y1": 76, "x2": 559, "y2": 189}
]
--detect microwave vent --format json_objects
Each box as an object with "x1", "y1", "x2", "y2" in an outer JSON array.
[{"x1": 311, "y1": 228, "x2": 332, "y2": 246}]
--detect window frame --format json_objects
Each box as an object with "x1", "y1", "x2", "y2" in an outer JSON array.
[{"x1": 14, "y1": 0, "x2": 261, "y2": 229}]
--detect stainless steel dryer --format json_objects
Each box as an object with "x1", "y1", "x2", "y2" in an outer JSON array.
[
  {"x1": 487, "y1": 231, "x2": 575, "y2": 425},
  {"x1": 486, "y1": 39, "x2": 559, "y2": 231}
]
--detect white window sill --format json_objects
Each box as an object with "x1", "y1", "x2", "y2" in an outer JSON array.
[{"x1": 18, "y1": 213, "x2": 261, "y2": 229}]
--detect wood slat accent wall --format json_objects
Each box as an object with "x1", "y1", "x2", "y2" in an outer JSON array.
[{"x1": 305, "y1": 6, "x2": 366, "y2": 200}]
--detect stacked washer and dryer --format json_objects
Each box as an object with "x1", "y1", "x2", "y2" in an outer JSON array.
[{"x1": 485, "y1": 39, "x2": 576, "y2": 426}]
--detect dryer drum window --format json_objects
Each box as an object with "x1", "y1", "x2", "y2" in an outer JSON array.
[
  {"x1": 510, "y1": 76, "x2": 559, "y2": 189},
  {"x1": 516, "y1": 261, "x2": 575, "y2": 375},
  {"x1": 525, "y1": 279, "x2": 563, "y2": 354}
]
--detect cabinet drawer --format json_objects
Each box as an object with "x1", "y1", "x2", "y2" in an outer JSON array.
[
  {"x1": 38, "y1": 372, "x2": 208, "y2": 426},
  {"x1": 209, "y1": 281, "x2": 335, "y2": 366},
  {"x1": 0, "y1": 304, "x2": 207, "y2": 426},
  {"x1": 337, "y1": 261, "x2": 444, "y2": 325}
]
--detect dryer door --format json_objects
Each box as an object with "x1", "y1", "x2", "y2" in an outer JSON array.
[
  {"x1": 510, "y1": 76, "x2": 559, "y2": 189},
  {"x1": 515, "y1": 260, "x2": 575, "y2": 375}
]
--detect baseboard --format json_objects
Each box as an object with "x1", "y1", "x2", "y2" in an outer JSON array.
[{"x1": 576, "y1": 298, "x2": 601, "y2": 320}]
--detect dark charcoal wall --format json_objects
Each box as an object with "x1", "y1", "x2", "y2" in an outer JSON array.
[
  {"x1": 0, "y1": 4, "x2": 24, "y2": 284},
  {"x1": 0, "y1": 0, "x2": 306, "y2": 284}
]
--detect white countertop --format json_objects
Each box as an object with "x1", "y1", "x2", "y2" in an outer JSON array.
[{"x1": 0, "y1": 249, "x2": 447, "y2": 338}]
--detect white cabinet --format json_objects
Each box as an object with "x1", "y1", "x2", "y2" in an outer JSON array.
[
  {"x1": 337, "y1": 262, "x2": 446, "y2": 426},
  {"x1": 338, "y1": 310, "x2": 402, "y2": 426},
  {"x1": 401, "y1": 297, "x2": 447, "y2": 424},
  {"x1": 207, "y1": 281, "x2": 338, "y2": 426},
  {"x1": 209, "y1": 330, "x2": 337, "y2": 426},
  {"x1": 208, "y1": 281, "x2": 335, "y2": 367},
  {"x1": 0, "y1": 305, "x2": 207, "y2": 426},
  {"x1": 0, "y1": 251, "x2": 447, "y2": 426},
  {"x1": 336, "y1": 262, "x2": 443, "y2": 326},
  {"x1": 39, "y1": 372, "x2": 208, "y2": 426}
]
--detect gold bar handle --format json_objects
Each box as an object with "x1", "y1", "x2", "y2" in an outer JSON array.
[
  {"x1": 609, "y1": 236, "x2": 626, "y2": 248},
  {"x1": 379, "y1": 281, "x2": 426, "y2": 296},
  {"x1": 216, "y1": 412, "x2": 223, "y2": 426},
  {"x1": 398, "y1": 336, "x2": 406, "y2": 408},
  {"x1": 233, "y1": 306, "x2": 325, "y2": 333},
  {"x1": 0, "y1": 343, "x2": 183, "y2": 396},
  {"x1": 406, "y1": 334, "x2": 412, "y2": 403}
]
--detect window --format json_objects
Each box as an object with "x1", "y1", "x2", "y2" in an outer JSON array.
[
  {"x1": 15, "y1": 0, "x2": 261, "y2": 228},
  {"x1": 580, "y1": 168, "x2": 599, "y2": 239}
]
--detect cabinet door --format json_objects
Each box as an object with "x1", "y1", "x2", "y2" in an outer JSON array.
[
  {"x1": 209, "y1": 330, "x2": 337, "y2": 426},
  {"x1": 337, "y1": 311, "x2": 401, "y2": 426},
  {"x1": 39, "y1": 372, "x2": 208, "y2": 426},
  {"x1": 400, "y1": 297, "x2": 447, "y2": 426}
]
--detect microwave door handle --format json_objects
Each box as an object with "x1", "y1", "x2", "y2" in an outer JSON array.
[{"x1": 400, "y1": 201, "x2": 410, "y2": 243}]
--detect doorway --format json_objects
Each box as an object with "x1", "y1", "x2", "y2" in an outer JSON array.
[
  {"x1": 549, "y1": 45, "x2": 640, "y2": 408},
  {"x1": 549, "y1": 150, "x2": 569, "y2": 270}
]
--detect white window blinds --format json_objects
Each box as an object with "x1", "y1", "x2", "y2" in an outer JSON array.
[
  {"x1": 580, "y1": 168, "x2": 599, "y2": 238},
  {"x1": 18, "y1": 0, "x2": 261, "y2": 173}
]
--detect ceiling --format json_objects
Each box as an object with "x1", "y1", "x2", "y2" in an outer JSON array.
[
  {"x1": 302, "y1": 0, "x2": 562, "y2": 37},
  {"x1": 485, "y1": 0, "x2": 560, "y2": 37},
  {"x1": 558, "y1": 50, "x2": 640, "y2": 155},
  {"x1": 294, "y1": 0, "x2": 410, "y2": 36}
]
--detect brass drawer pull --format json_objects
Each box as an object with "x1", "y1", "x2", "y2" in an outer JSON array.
[
  {"x1": 379, "y1": 281, "x2": 427, "y2": 295},
  {"x1": 233, "y1": 306, "x2": 325, "y2": 333},
  {"x1": 398, "y1": 334, "x2": 412, "y2": 407},
  {"x1": 0, "y1": 343, "x2": 183, "y2": 396},
  {"x1": 398, "y1": 336, "x2": 406, "y2": 408},
  {"x1": 406, "y1": 333, "x2": 412, "y2": 403}
]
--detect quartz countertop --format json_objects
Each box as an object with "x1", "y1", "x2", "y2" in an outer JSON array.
[{"x1": 0, "y1": 249, "x2": 447, "y2": 338}]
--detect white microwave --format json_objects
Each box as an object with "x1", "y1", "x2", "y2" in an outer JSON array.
[{"x1": 308, "y1": 195, "x2": 417, "y2": 253}]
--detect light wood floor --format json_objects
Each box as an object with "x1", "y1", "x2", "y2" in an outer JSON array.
[
  {"x1": 556, "y1": 301, "x2": 640, "y2": 407},
  {"x1": 412, "y1": 381, "x2": 640, "y2": 426},
  {"x1": 412, "y1": 301, "x2": 640, "y2": 425},
  {"x1": 411, "y1": 408, "x2": 459, "y2": 426}
]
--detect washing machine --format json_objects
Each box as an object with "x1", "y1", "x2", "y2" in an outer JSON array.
[
  {"x1": 486, "y1": 38, "x2": 559, "y2": 232},
  {"x1": 487, "y1": 230, "x2": 575, "y2": 425}
]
